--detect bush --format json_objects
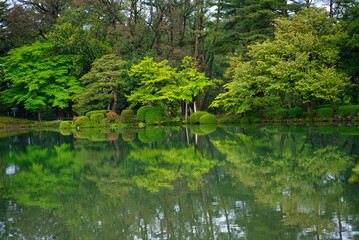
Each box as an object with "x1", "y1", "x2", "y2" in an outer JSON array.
[
  {"x1": 137, "y1": 106, "x2": 153, "y2": 121},
  {"x1": 74, "y1": 116, "x2": 91, "y2": 128},
  {"x1": 85, "y1": 110, "x2": 108, "y2": 118},
  {"x1": 276, "y1": 109, "x2": 288, "y2": 119},
  {"x1": 106, "y1": 112, "x2": 119, "y2": 122},
  {"x1": 317, "y1": 107, "x2": 333, "y2": 117},
  {"x1": 59, "y1": 121, "x2": 72, "y2": 129},
  {"x1": 72, "y1": 117, "x2": 80, "y2": 123},
  {"x1": 189, "y1": 111, "x2": 208, "y2": 124},
  {"x1": 199, "y1": 114, "x2": 216, "y2": 124},
  {"x1": 121, "y1": 109, "x2": 135, "y2": 123},
  {"x1": 121, "y1": 129, "x2": 136, "y2": 142},
  {"x1": 288, "y1": 107, "x2": 304, "y2": 118},
  {"x1": 89, "y1": 128, "x2": 107, "y2": 141},
  {"x1": 318, "y1": 104, "x2": 331, "y2": 109},
  {"x1": 59, "y1": 128, "x2": 72, "y2": 136},
  {"x1": 73, "y1": 128, "x2": 90, "y2": 139},
  {"x1": 145, "y1": 107, "x2": 165, "y2": 124},
  {"x1": 90, "y1": 113, "x2": 106, "y2": 128},
  {"x1": 190, "y1": 125, "x2": 216, "y2": 135},
  {"x1": 338, "y1": 105, "x2": 359, "y2": 117}
]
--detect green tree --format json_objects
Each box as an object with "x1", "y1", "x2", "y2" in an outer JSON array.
[
  {"x1": 212, "y1": 7, "x2": 349, "y2": 114},
  {"x1": 73, "y1": 54, "x2": 126, "y2": 115},
  {"x1": 0, "y1": 41, "x2": 81, "y2": 121}
]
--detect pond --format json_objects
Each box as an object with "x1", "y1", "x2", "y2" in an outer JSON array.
[{"x1": 0, "y1": 124, "x2": 359, "y2": 240}]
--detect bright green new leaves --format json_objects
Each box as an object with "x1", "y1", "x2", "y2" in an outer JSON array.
[
  {"x1": 212, "y1": 8, "x2": 350, "y2": 114},
  {"x1": 127, "y1": 57, "x2": 179, "y2": 107},
  {"x1": 127, "y1": 57, "x2": 212, "y2": 114},
  {"x1": 73, "y1": 54, "x2": 126, "y2": 115},
  {"x1": 0, "y1": 41, "x2": 81, "y2": 113}
]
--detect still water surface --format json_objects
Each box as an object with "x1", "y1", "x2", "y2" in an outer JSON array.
[{"x1": 0, "y1": 124, "x2": 359, "y2": 239}]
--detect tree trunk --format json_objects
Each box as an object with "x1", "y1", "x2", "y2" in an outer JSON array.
[
  {"x1": 194, "y1": 0, "x2": 199, "y2": 61},
  {"x1": 57, "y1": 107, "x2": 64, "y2": 120},
  {"x1": 37, "y1": 106, "x2": 42, "y2": 122},
  {"x1": 306, "y1": 102, "x2": 314, "y2": 117},
  {"x1": 109, "y1": 75, "x2": 118, "y2": 112},
  {"x1": 185, "y1": 100, "x2": 188, "y2": 120}
]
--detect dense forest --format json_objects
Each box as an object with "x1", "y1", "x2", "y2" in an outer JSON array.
[{"x1": 0, "y1": 0, "x2": 358, "y2": 121}]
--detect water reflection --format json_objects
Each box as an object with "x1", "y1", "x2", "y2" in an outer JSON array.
[{"x1": 0, "y1": 125, "x2": 358, "y2": 239}]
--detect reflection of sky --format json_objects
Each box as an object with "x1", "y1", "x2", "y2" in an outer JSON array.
[{"x1": 5, "y1": 164, "x2": 19, "y2": 175}]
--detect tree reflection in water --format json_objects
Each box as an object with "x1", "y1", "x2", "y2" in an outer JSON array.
[{"x1": 0, "y1": 125, "x2": 358, "y2": 239}]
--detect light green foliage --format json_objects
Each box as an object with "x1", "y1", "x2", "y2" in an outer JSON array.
[
  {"x1": 288, "y1": 107, "x2": 304, "y2": 118},
  {"x1": 189, "y1": 111, "x2": 208, "y2": 124},
  {"x1": 0, "y1": 41, "x2": 81, "y2": 119},
  {"x1": 145, "y1": 107, "x2": 165, "y2": 125},
  {"x1": 85, "y1": 110, "x2": 108, "y2": 118},
  {"x1": 338, "y1": 105, "x2": 359, "y2": 117},
  {"x1": 199, "y1": 114, "x2": 217, "y2": 124},
  {"x1": 317, "y1": 107, "x2": 334, "y2": 117},
  {"x1": 74, "y1": 116, "x2": 91, "y2": 128},
  {"x1": 106, "y1": 112, "x2": 119, "y2": 122},
  {"x1": 127, "y1": 57, "x2": 178, "y2": 108},
  {"x1": 59, "y1": 121, "x2": 72, "y2": 129},
  {"x1": 121, "y1": 109, "x2": 135, "y2": 123},
  {"x1": 177, "y1": 57, "x2": 213, "y2": 104},
  {"x1": 127, "y1": 57, "x2": 212, "y2": 116},
  {"x1": 137, "y1": 106, "x2": 153, "y2": 121},
  {"x1": 212, "y1": 8, "x2": 349, "y2": 114},
  {"x1": 276, "y1": 109, "x2": 288, "y2": 119},
  {"x1": 74, "y1": 54, "x2": 126, "y2": 115},
  {"x1": 90, "y1": 113, "x2": 106, "y2": 128},
  {"x1": 138, "y1": 126, "x2": 166, "y2": 143}
]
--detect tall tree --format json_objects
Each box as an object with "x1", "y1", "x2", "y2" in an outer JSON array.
[
  {"x1": 0, "y1": 42, "x2": 81, "y2": 121},
  {"x1": 73, "y1": 54, "x2": 126, "y2": 115}
]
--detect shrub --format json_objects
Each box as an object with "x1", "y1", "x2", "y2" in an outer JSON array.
[
  {"x1": 106, "y1": 112, "x2": 119, "y2": 122},
  {"x1": 338, "y1": 105, "x2": 359, "y2": 117},
  {"x1": 276, "y1": 109, "x2": 288, "y2": 119},
  {"x1": 317, "y1": 126, "x2": 334, "y2": 135},
  {"x1": 317, "y1": 107, "x2": 333, "y2": 117},
  {"x1": 137, "y1": 106, "x2": 153, "y2": 121},
  {"x1": 59, "y1": 121, "x2": 72, "y2": 129},
  {"x1": 318, "y1": 104, "x2": 331, "y2": 109},
  {"x1": 72, "y1": 117, "x2": 80, "y2": 123},
  {"x1": 107, "y1": 131, "x2": 119, "y2": 141},
  {"x1": 59, "y1": 128, "x2": 71, "y2": 136},
  {"x1": 73, "y1": 128, "x2": 91, "y2": 138},
  {"x1": 74, "y1": 116, "x2": 91, "y2": 128},
  {"x1": 90, "y1": 113, "x2": 106, "y2": 128},
  {"x1": 288, "y1": 107, "x2": 304, "y2": 118},
  {"x1": 199, "y1": 113, "x2": 216, "y2": 124},
  {"x1": 85, "y1": 110, "x2": 108, "y2": 118},
  {"x1": 122, "y1": 129, "x2": 136, "y2": 142},
  {"x1": 121, "y1": 109, "x2": 135, "y2": 123},
  {"x1": 89, "y1": 128, "x2": 107, "y2": 141},
  {"x1": 189, "y1": 111, "x2": 208, "y2": 124},
  {"x1": 199, "y1": 124, "x2": 217, "y2": 134},
  {"x1": 145, "y1": 107, "x2": 165, "y2": 124}
]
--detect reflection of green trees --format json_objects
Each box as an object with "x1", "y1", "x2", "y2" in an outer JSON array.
[{"x1": 213, "y1": 125, "x2": 358, "y2": 238}]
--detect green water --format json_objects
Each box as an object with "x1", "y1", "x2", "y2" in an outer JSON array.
[{"x1": 0, "y1": 124, "x2": 359, "y2": 240}]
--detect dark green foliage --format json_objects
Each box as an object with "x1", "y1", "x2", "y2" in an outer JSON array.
[
  {"x1": 90, "y1": 113, "x2": 106, "y2": 128},
  {"x1": 317, "y1": 107, "x2": 334, "y2": 117},
  {"x1": 199, "y1": 114, "x2": 216, "y2": 124},
  {"x1": 288, "y1": 107, "x2": 304, "y2": 118},
  {"x1": 121, "y1": 109, "x2": 135, "y2": 123},
  {"x1": 318, "y1": 126, "x2": 334, "y2": 135},
  {"x1": 106, "y1": 112, "x2": 119, "y2": 122},
  {"x1": 85, "y1": 110, "x2": 108, "y2": 118},
  {"x1": 89, "y1": 128, "x2": 107, "y2": 141},
  {"x1": 145, "y1": 107, "x2": 165, "y2": 125},
  {"x1": 137, "y1": 106, "x2": 153, "y2": 121},
  {"x1": 289, "y1": 126, "x2": 306, "y2": 135},
  {"x1": 74, "y1": 116, "x2": 91, "y2": 128},
  {"x1": 189, "y1": 111, "x2": 208, "y2": 124},
  {"x1": 219, "y1": 119, "x2": 228, "y2": 125},
  {"x1": 249, "y1": 116, "x2": 260, "y2": 123},
  {"x1": 338, "y1": 105, "x2": 359, "y2": 117},
  {"x1": 265, "y1": 112, "x2": 276, "y2": 119},
  {"x1": 276, "y1": 109, "x2": 288, "y2": 119},
  {"x1": 318, "y1": 104, "x2": 331, "y2": 109},
  {"x1": 338, "y1": 126, "x2": 359, "y2": 135},
  {"x1": 241, "y1": 117, "x2": 250, "y2": 124},
  {"x1": 59, "y1": 121, "x2": 72, "y2": 129}
]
